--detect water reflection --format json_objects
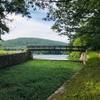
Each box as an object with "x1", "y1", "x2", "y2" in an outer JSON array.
[{"x1": 32, "y1": 54, "x2": 68, "y2": 60}]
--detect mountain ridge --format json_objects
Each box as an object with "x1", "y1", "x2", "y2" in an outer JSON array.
[{"x1": 0, "y1": 38, "x2": 67, "y2": 49}]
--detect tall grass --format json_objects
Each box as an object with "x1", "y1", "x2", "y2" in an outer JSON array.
[
  {"x1": 51, "y1": 51, "x2": 100, "y2": 100},
  {"x1": 0, "y1": 60, "x2": 82, "y2": 100}
]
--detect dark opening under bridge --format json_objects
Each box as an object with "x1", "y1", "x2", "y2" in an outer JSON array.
[{"x1": 27, "y1": 45, "x2": 87, "y2": 52}]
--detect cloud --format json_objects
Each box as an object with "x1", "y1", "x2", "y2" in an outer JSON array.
[{"x1": 2, "y1": 14, "x2": 68, "y2": 43}]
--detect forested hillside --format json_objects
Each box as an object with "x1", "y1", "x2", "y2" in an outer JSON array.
[{"x1": 0, "y1": 38, "x2": 67, "y2": 49}]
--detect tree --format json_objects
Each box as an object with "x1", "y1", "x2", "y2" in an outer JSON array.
[
  {"x1": 0, "y1": 0, "x2": 31, "y2": 40},
  {"x1": 0, "y1": 0, "x2": 49, "y2": 40},
  {"x1": 46, "y1": 0, "x2": 100, "y2": 49}
]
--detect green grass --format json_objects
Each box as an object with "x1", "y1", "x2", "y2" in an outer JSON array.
[
  {"x1": 0, "y1": 60, "x2": 82, "y2": 100},
  {"x1": 0, "y1": 50, "x2": 26, "y2": 55},
  {"x1": 51, "y1": 52, "x2": 100, "y2": 100},
  {"x1": 0, "y1": 50, "x2": 17, "y2": 55}
]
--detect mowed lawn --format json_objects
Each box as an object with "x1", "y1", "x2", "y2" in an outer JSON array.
[{"x1": 0, "y1": 60, "x2": 82, "y2": 100}]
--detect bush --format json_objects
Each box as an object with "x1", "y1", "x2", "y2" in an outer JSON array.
[
  {"x1": 69, "y1": 36, "x2": 86, "y2": 60},
  {"x1": 86, "y1": 57, "x2": 100, "y2": 67},
  {"x1": 87, "y1": 51, "x2": 98, "y2": 59},
  {"x1": 69, "y1": 52, "x2": 81, "y2": 60}
]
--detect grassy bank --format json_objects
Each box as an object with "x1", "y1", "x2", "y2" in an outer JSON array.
[
  {"x1": 0, "y1": 50, "x2": 26, "y2": 55},
  {"x1": 0, "y1": 50, "x2": 17, "y2": 55},
  {"x1": 49, "y1": 52, "x2": 100, "y2": 100},
  {"x1": 0, "y1": 60, "x2": 82, "y2": 100}
]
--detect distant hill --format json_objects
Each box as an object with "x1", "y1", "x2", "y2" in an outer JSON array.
[{"x1": 0, "y1": 38, "x2": 67, "y2": 49}]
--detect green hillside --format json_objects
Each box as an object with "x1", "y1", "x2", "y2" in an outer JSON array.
[{"x1": 0, "y1": 38, "x2": 67, "y2": 49}]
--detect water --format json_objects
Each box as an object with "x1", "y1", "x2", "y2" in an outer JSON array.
[{"x1": 32, "y1": 54, "x2": 68, "y2": 60}]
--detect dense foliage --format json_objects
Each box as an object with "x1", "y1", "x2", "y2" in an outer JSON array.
[{"x1": 46, "y1": 0, "x2": 100, "y2": 50}]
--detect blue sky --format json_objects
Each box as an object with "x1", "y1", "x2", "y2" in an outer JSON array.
[{"x1": 2, "y1": 9, "x2": 68, "y2": 43}]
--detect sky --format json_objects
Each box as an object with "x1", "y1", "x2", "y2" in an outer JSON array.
[{"x1": 2, "y1": 9, "x2": 68, "y2": 43}]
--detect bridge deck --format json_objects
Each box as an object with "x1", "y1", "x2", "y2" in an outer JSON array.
[{"x1": 27, "y1": 46, "x2": 86, "y2": 52}]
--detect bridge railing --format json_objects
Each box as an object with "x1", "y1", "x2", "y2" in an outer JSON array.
[{"x1": 27, "y1": 45, "x2": 86, "y2": 52}]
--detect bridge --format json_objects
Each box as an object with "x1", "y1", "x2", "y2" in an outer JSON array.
[
  {"x1": 27, "y1": 45, "x2": 87, "y2": 64},
  {"x1": 27, "y1": 45, "x2": 86, "y2": 52}
]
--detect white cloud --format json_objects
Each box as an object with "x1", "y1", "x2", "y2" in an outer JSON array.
[{"x1": 2, "y1": 14, "x2": 68, "y2": 43}]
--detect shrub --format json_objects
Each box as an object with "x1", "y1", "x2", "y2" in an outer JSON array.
[
  {"x1": 69, "y1": 52, "x2": 81, "y2": 60},
  {"x1": 86, "y1": 57, "x2": 100, "y2": 67}
]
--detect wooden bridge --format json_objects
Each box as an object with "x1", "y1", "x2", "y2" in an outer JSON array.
[{"x1": 27, "y1": 45, "x2": 86, "y2": 52}]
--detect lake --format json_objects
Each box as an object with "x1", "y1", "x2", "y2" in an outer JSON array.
[{"x1": 32, "y1": 54, "x2": 69, "y2": 60}]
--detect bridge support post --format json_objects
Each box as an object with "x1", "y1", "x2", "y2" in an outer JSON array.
[
  {"x1": 80, "y1": 51, "x2": 87, "y2": 64},
  {"x1": 26, "y1": 49, "x2": 33, "y2": 59}
]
